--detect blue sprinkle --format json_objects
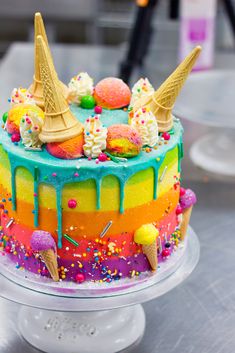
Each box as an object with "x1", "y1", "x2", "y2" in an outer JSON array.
[
  {"x1": 86, "y1": 248, "x2": 91, "y2": 252},
  {"x1": 32, "y1": 210, "x2": 36, "y2": 214},
  {"x1": 14, "y1": 142, "x2": 18, "y2": 146},
  {"x1": 15, "y1": 264, "x2": 20, "y2": 269},
  {"x1": 8, "y1": 98, "x2": 11, "y2": 102},
  {"x1": 86, "y1": 132, "x2": 90, "y2": 135},
  {"x1": 3, "y1": 210, "x2": 8, "y2": 214},
  {"x1": 8, "y1": 198, "x2": 12, "y2": 201},
  {"x1": 2, "y1": 198, "x2": 6, "y2": 202},
  {"x1": 28, "y1": 129, "x2": 32, "y2": 134},
  {"x1": 94, "y1": 257, "x2": 99, "y2": 262}
]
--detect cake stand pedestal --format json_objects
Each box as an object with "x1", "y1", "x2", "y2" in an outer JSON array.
[
  {"x1": 0, "y1": 227, "x2": 199, "y2": 353},
  {"x1": 175, "y1": 70, "x2": 235, "y2": 176}
]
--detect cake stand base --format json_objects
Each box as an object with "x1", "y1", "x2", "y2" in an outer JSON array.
[
  {"x1": 190, "y1": 132, "x2": 235, "y2": 176},
  {"x1": 18, "y1": 304, "x2": 145, "y2": 353}
]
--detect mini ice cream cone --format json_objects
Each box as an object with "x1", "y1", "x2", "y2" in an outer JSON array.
[
  {"x1": 180, "y1": 205, "x2": 193, "y2": 240},
  {"x1": 40, "y1": 249, "x2": 59, "y2": 282},
  {"x1": 29, "y1": 12, "x2": 68, "y2": 109},
  {"x1": 31, "y1": 230, "x2": 59, "y2": 282},
  {"x1": 142, "y1": 239, "x2": 158, "y2": 270},
  {"x1": 134, "y1": 223, "x2": 159, "y2": 271},
  {"x1": 132, "y1": 46, "x2": 202, "y2": 132},
  {"x1": 179, "y1": 188, "x2": 197, "y2": 240}
]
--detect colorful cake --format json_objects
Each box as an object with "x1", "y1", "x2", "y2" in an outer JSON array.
[{"x1": 0, "y1": 13, "x2": 200, "y2": 284}]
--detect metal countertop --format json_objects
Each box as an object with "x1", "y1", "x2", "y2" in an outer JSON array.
[{"x1": 0, "y1": 43, "x2": 235, "y2": 353}]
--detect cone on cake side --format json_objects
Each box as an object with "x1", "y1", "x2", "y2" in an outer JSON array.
[
  {"x1": 28, "y1": 12, "x2": 68, "y2": 109},
  {"x1": 179, "y1": 188, "x2": 197, "y2": 240},
  {"x1": 134, "y1": 223, "x2": 159, "y2": 271},
  {"x1": 37, "y1": 35, "x2": 83, "y2": 143},
  {"x1": 132, "y1": 46, "x2": 202, "y2": 132},
  {"x1": 30, "y1": 230, "x2": 59, "y2": 282}
]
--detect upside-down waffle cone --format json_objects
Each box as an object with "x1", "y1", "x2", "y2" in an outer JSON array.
[
  {"x1": 28, "y1": 12, "x2": 68, "y2": 110},
  {"x1": 180, "y1": 205, "x2": 193, "y2": 240},
  {"x1": 133, "y1": 46, "x2": 201, "y2": 132},
  {"x1": 39, "y1": 249, "x2": 59, "y2": 281},
  {"x1": 142, "y1": 239, "x2": 158, "y2": 271},
  {"x1": 37, "y1": 35, "x2": 83, "y2": 143}
]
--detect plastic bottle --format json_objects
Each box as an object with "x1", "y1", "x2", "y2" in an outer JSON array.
[{"x1": 179, "y1": 0, "x2": 217, "y2": 70}]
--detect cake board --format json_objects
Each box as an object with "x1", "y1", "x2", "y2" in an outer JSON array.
[
  {"x1": 0, "y1": 226, "x2": 199, "y2": 353},
  {"x1": 175, "y1": 70, "x2": 235, "y2": 176}
]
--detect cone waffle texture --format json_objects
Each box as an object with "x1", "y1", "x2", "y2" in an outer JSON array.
[
  {"x1": 133, "y1": 46, "x2": 201, "y2": 132},
  {"x1": 39, "y1": 249, "x2": 59, "y2": 281},
  {"x1": 142, "y1": 239, "x2": 158, "y2": 270},
  {"x1": 29, "y1": 13, "x2": 68, "y2": 109},
  {"x1": 180, "y1": 205, "x2": 193, "y2": 240},
  {"x1": 37, "y1": 35, "x2": 83, "y2": 143}
]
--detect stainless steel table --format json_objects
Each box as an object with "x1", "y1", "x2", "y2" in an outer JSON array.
[{"x1": 0, "y1": 43, "x2": 235, "y2": 353}]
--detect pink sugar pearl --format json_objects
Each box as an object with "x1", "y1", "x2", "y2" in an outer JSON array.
[
  {"x1": 75, "y1": 273, "x2": 85, "y2": 283},
  {"x1": 94, "y1": 105, "x2": 103, "y2": 114},
  {"x1": 180, "y1": 187, "x2": 186, "y2": 197},
  {"x1": 176, "y1": 205, "x2": 182, "y2": 215},
  {"x1": 68, "y1": 199, "x2": 77, "y2": 209},
  {"x1": 11, "y1": 133, "x2": 21, "y2": 142},
  {"x1": 162, "y1": 132, "x2": 170, "y2": 140},
  {"x1": 162, "y1": 249, "x2": 170, "y2": 257},
  {"x1": 98, "y1": 153, "x2": 108, "y2": 162}
]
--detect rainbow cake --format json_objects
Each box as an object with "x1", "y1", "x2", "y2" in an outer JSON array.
[{"x1": 0, "y1": 13, "x2": 199, "y2": 284}]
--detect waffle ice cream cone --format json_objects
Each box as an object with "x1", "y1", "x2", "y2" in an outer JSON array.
[
  {"x1": 39, "y1": 249, "x2": 59, "y2": 281},
  {"x1": 37, "y1": 35, "x2": 83, "y2": 143},
  {"x1": 142, "y1": 239, "x2": 158, "y2": 271},
  {"x1": 180, "y1": 205, "x2": 193, "y2": 240},
  {"x1": 29, "y1": 12, "x2": 68, "y2": 109},
  {"x1": 132, "y1": 46, "x2": 201, "y2": 132}
]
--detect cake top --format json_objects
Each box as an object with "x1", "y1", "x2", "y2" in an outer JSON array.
[{"x1": 0, "y1": 12, "x2": 201, "y2": 172}]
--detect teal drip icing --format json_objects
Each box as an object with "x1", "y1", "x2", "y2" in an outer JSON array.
[
  {"x1": 10, "y1": 165, "x2": 17, "y2": 211},
  {"x1": 119, "y1": 179, "x2": 125, "y2": 214},
  {"x1": 33, "y1": 181, "x2": 39, "y2": 227},
  {"x1": 95, "y1": 179, "x2": 102, "y2": 210},
  {"x1": 33, "y1": 167, "x2": 39, "y2": 227},
  {"x1": 56, "y1": 187, "x2": 63, "y2": 249},
  {"x1": 2, "y1": 119, "x2": 184, "y2": 249}
]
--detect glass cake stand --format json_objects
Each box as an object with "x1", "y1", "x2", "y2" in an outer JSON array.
[
  {"x1": 0, "y1": 226, "x2": 199, "y2": 353},
  {"x1": 175, "y1": 70, "x2": 235, "y2": 176}
]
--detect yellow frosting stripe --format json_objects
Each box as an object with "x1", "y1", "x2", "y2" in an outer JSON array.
[{"x1": 0, "y1": 145, "x2": 179, "y2": 211}]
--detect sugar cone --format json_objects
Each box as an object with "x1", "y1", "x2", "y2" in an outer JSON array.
[
  {"x1": 37, "y1": 35, "x2": 83, "y2": 143},
  {"x1": 133, "y1": 46, "x2": 202, "y2": 132},
  {"x1": 142, "y1": 239, "x2": 158, "y2": 270},
  {"x1": 39, "y1": 249, "x2": 59, "y2": 281},
  {"x1": 28, "y1": 12, "x2": 68, "y2": 109},
  {"x1": 180, "y1": 205, "x2": 193, "y2": 240}
]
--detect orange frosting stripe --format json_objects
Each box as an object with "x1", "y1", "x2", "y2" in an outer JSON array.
[{"x1": 0, "y1": 183, "x2": 179, "y2": 240}]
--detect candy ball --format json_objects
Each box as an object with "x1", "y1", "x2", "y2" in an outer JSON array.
[
  {"x1": 2, "y1": 112, "x2": 8, "y2": 124},
  {"x1": 162, "y1": 132, "x2": 170, "y2": 141},
  {"x1": 106, "y1": 124, "x2": 142, "y2": 158},
  {"x1": 75, "y1": 273, "x2": 85, "y2": 283},
  {"x1": 98, "y1": 152, "x2": 108, "y2": 162},
  {"x1": 7, "y1": 104, "x2": 44, "y2": 135},
  {"x1": 176, "y1": 205, "x2": 182, "y2": 215},
  {"x1": 94, "y1": 77, "x2": 131, "y2": 109},
  {"x1": 46, "y1": 134, "x2": 84, "y2": 160},
  {"x1": 11, "y1": 133, "x2": 21, "y2": 143},
  {"x1": 162, "y1": 249, "x2": 170, "y2": 258},
  {"x1": 68, "y1": 199, "x2": 77, "y2": 209},
  {"x1": 94, "y1": 105, "x2": 102, "y2": 114},
  {"x1": 80, "y1": 95, "x2": 95, "y2": 109}
]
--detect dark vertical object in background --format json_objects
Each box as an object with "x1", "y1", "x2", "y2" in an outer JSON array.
[
  {"x1": 223, "y1": 0, "x2": 235, "y2": 40},
  {"x1": 119, "y1": 0, "x2": 158, "y2": 84},
  {"x1": 169, "y1": 0, "x2": 179, "y2": 20}
]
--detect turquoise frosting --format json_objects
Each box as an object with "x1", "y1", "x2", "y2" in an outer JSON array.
[{"x1": 0, "y1": 106, "x2": 183, "y2": 249}]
